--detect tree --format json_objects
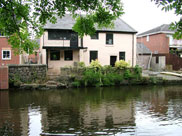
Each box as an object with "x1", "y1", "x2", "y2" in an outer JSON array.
[
  {"x1": 0, "y1": 0, "x2": 124, "y2": 54},
  {"x1": 152, "y1": 0, "x2": 182, "y2": 39}
]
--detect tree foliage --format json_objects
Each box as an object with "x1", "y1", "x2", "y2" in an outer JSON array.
[
  {"x1": 0, "y1": 0, "x2": 124, "y2": 54},
  {"x1": 152, "y1": 0, "x2": 182, "y2": 39}
]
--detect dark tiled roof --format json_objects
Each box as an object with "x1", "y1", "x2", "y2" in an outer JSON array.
[
  {"x1": 44, "y1": 14, "x2": 137, "y2": 33},
  {"x1": 137, "y1": 43, "x2": 152, "y2": 54},
  {"x1": 137, "y1": 24, "x2": 174, "y2": 37}
]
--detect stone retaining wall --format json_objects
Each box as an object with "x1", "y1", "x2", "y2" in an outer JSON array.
[{"x1": 8, "y1": 64, "x2": 47, "y2": 85}]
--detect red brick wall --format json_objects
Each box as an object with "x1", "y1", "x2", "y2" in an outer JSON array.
[
  {"x1": 137, "y1": 33, "x2": 169, "y2": 54},
  {"x1": 0, "y1": 66, "x2": 9, "y2": 89},
  {"x1": 0, "y1": 37, "x2": 19, "y2": 66}
]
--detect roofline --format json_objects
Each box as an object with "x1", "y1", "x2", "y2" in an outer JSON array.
[
  {"x1": 44, "y1": 28, "x2": 137, "y2": 34},
  {"x1": 137, "y1": 31, "x2": 174, "y2": 37}
]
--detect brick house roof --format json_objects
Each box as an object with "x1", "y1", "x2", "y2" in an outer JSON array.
[{"x1": 137, "y1": 24, "x2": 175, "y2": 37}]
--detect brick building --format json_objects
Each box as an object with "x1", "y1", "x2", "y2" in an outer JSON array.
[
  {"x1": 0, "y1": 36, "x2": 20, "y2": 66},
  {"x1": 137, "y1": 24, "x2": 182, "y2": 54}
]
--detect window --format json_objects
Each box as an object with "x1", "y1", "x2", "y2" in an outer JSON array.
[
  {"x1": 119, "y1": 52, "x2": 125, "y2": 61},
  {"x1": 90, "y1": 51, "x2": 98, "y2": 63},
  {"x1": 106, "y1": 33, "x2": 113, "y2": 44},
  {"x1": 147, "y1": 35, "x2": 149, "y2": 42},
  {"x1": 91, "y1": 33, "x2": 99, "y2": 39},
  {"x1": 2, "y1": 50, "x2": 11, "y2": 60},
  {"x1": 50, "y1": 50, "x2": 60, "y2": 60},
  {"x1": 48, "y1": 30, "x2": 71, "y2": 40},
  {"x1": 64, "y1": 50, "x2": 73, "y2": 61}
]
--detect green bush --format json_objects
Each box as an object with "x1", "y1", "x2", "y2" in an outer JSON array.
[
  {"x1": 123, "y1": 69, "x2": 132, "y2": 79},
  {"x1": 83, "y1": 68, "x2": 101, "y2": 87},
  {"x1": 78, "y1": 61, "x2": 85, "y2": 67},
  {"x1": 115, "y1": 60, "x2": 130, "y2": 69},
  {"x1": 90, "y1": 60, "x2": 102, "y2": 70}
]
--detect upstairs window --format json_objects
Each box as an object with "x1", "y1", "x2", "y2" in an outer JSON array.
[
  {"x1": 50, "y1": 50, "x2": 60, "y2": 60},
  {"x1": 64, "y1": 50, "x2": 73, "y2": 61},
  {"x1": 48, "y1": 30, "x2": 71, "y2": 40},
  {"x1": 146, "y1": 35, "x2": 149, "y2": 42},
  {"x1": 119, "y1": 52, "x2": 125, "y2": 61},
  {"x1": 2, "y1": 50, "x2": 11, "y2": 60},
  {"x1": 90, "y1": 51, "x2": 98, "y2": 63},
  {"x1": 91, "y1": 33, "x2": 99, "y2": 39},
  {"x1": 106, "y1": 33, "x2": 113, "y2": 45}
]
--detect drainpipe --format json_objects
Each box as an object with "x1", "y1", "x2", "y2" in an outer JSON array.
[{"x1": 132, "y1": 34, "x2": 134, "y2": 67}]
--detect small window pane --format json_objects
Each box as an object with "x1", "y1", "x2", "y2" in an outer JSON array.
[
  {"x1": 91, "y1": 33, "x2": 99, "y2": 39},
  {"x1": 90, "y1": 51, "x2": 98, "y2": 63},
  {"x1": 2, "y1": 50, "x2": 11, "y2": 59},
  {"x1": 50, "y1": 50, "x2": 60, "y2": 60},
  {"x1": 106, "y1": 33, "x2": 113, "y2": 44},
  {"x1": 119, "y1": 52, "x2": 125, "y2": 61},
  {"x1": 64, "y1": 50, "x2": 73, "y2": 61}
]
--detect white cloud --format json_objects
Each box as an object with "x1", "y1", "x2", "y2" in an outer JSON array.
[{"x1": 122, "y1": 0, "x2": 180, "y2": 34}]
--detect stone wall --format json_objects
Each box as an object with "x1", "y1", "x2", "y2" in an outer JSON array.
[{"x1": 8, "y1": 64, "x2": 47, "y2": 85}]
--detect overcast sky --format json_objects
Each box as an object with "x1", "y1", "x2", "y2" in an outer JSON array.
[{"x1": 122, "y1": 0, "x2": 180, "y2": 34}]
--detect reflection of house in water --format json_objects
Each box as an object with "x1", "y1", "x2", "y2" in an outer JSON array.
[
  {"x1": 140, "y1": 88, "x2": 168, "y2": 115},
  {"x1": 80, "y1": 102, "x2": 135, "y2": 129},
  {"x1": 0, "y1": 91, "x2": 22, "y2": 135}
]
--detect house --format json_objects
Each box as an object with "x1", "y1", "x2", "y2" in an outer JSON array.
[
  {"x1": 137, "y1": 24, "x2": 182, "y2": 70},
  {"x1": 137, "y1": 24, "x2": 182, "y2": 54},
  {"x1": 0, "y1": 34, "x2": 20, "y2": 66},
  {"x1": 0, "y1": 33, "x2": 40, "y2": 66},
  {"x1": 40, "y1": 15, "x2": 137, "y2": 74}
]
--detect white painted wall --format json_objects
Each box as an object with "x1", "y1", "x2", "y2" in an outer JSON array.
[{"x1": 82, "y1": 33, "x2": 136, "y2": 66}]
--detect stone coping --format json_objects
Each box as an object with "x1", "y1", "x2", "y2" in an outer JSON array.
[{"x1": 8, "y1": 64, "x2": 47, "y2": 67}]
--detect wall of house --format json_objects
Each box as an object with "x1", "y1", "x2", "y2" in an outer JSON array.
[
  {"x1": 47, "y1": 50, "x2": 79, "y2": 75},
  {"x1": 137, "y1": 33, "x2": 169, "y2": 54},
  {"x1": 40, "y1": 31, "x2": 136, "y2": 75},
  {"x1": 0, "y1": 37, "x2": 20, "y2": 66},
  {"x1": 82, "y1": 32, "x2": 136, "y2": 66}
]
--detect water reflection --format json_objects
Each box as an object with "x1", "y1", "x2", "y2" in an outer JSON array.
[{"x1": 0, "y1": 86, "x2": 182, "y2": 135}]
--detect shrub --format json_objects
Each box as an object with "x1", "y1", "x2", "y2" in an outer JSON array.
[
  {"x1": 115, "y1": 60, "x2": 130, "y2": 69},
  {"x1": 90, "y1": 60, "x2": 102, "y2": 70},
  {"x1": 123, "y1": 69, "x2": 132, "y2": 79},
  {"x1": 83, "y1": 68, "x2": 101, "y2": 86},
  {"x1": 133, "y1": 65, "x2": 142, "y2": 79},
  {"x1": 78, "y1": 61, "x2": 85, "y2": 67}
]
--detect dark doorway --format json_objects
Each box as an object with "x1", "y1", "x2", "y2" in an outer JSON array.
[
  {"x1": 70, "y1": 32, "x2": 78, "y2": 47},
  {"x1": 110, "y1": 56, "x2": 117, "y2": 67}
]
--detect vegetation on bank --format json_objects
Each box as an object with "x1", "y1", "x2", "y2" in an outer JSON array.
[{"x1": 72, "y1": 60, "x2": 142, "y2": 87}]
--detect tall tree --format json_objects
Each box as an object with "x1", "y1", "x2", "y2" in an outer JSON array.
[
  {"x1": 0, "y1": 0, "x2": 124, "y2": 54},
  {"x1": 152, "y1": 0, "x2": 181, "y2": 39}
]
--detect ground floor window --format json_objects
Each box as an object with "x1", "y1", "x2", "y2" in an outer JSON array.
[
  {"x1": 119, "y1": 52, "x2": 125, "y2": 61},
  {"x1": 2, "y1": 50, "x2": 11, "y2": 60},
  {"x1": 50, "y1": 50, "x2": 60, "y2": 60},
  {"x1": 90, "y1": 51, "x2": 98, "y2": 63},
  {"x1": 64, "y1": 50, "x2": 73, "y2": 61}
]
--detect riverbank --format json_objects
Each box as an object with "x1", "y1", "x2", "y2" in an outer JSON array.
[{"x1": 16, "y1": 70, "x2": 182, "y2": 90}]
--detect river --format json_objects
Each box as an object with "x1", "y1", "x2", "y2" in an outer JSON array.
[{"x1": 0, "y1": 85, "x2": 182, "y2": 136}]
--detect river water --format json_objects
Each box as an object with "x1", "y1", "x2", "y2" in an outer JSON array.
[{"x1": 0, "y1": 85, "x2": 182, "y2": 136}]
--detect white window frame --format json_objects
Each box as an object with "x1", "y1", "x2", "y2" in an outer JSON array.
[
  {"x1": 2, "y1": 50, "x2": 11, "y2": 60},
  {"x1": 146, "y1": 35, "x2": 149, "y2": 42}
]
